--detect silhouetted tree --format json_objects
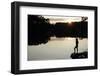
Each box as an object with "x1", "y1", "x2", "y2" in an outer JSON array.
[
  {"x1": 81, "y1": 17, "x2": 88, "y2": 22},
  {"x1": 28, "y1": 15, "x2": 53, "y2": 45},
  {"x1": 54, "y1": 22, "x2": 88, "y2": 38}
]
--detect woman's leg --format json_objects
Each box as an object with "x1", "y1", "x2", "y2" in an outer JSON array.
[{"x1": 74, "y1": 46, "x2": 76, "y2": 53}]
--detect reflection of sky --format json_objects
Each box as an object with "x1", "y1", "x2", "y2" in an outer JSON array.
[
  {"x1": 28, "y1": 37, "x2": 88, "y2": 61},
  {"x1": 43, "y1": 16, "x2": 82, "y2": 24}
]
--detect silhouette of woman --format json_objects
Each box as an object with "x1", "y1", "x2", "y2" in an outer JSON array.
[{"x1": 74, "y1": 38, "x2": 79, "y2": 53}]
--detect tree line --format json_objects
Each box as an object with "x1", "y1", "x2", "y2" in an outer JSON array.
[{"x1": 28, "y1": 15, "x2": 88, "y2": 45}]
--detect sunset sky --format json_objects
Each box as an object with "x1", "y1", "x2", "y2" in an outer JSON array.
[{"x1": 43, "y1": 16, "x2": 82, "y2": 24}]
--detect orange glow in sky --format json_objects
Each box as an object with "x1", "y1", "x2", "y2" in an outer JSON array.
[{"x1": 43, "y1": 16, "x2": 82, "y2": 24}]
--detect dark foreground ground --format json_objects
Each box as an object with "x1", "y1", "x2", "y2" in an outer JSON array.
[{"x1": 70, "y1": 51, "x2": 88, "y2": 59}]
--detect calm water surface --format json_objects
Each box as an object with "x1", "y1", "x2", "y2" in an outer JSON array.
[{"x1": 28, "y1": 37, "x2": 88, "y2": 61}]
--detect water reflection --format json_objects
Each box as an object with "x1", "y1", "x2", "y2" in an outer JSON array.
[{"x1": 28, "y1": 37, "x2": 88, "y2": 61}]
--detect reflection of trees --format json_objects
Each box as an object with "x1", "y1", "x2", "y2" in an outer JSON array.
[{"x1": 28, "y1": 15, "x2": 88, "y2": 45}]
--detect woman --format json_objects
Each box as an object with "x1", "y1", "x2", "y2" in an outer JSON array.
[{"x1": 74, "y1": 38, "x2": 79, "y2": 53}]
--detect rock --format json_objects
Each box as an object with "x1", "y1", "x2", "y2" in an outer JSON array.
[{"x1": 70, "y1": 51, "x2": 88, "y2": 59}]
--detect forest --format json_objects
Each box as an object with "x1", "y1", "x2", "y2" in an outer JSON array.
[{"x1": 28, "y1": 15, "x2": 88, "y2": 45}]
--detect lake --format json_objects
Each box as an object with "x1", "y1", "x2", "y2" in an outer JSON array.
[{"x1": 28, "y1": 37, "x2": 88, "y2": 61}]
